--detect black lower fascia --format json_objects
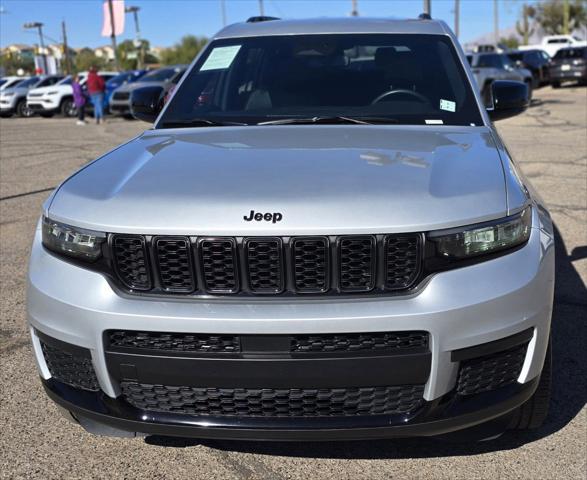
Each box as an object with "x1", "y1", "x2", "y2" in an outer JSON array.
[{"x1": 41, "y1": 376, "x2": 538, "y2": 441}]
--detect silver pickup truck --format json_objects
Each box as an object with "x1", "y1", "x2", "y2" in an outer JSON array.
[{"x1": 467, "y1": 52, "x2": 533, "y2": 104}]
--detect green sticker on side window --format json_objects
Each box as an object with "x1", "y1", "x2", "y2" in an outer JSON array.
[{"x1": 201, "y1": 45, "x2": 242, "y2": 71}]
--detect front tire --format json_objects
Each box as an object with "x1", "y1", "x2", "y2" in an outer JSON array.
[
  {"x1": 16, "y1": 99, "x2": 34, "y2": 118},
  {"x1": 61, "y1": 98, "x2": 77, "y2": 117},
  {"x1": 508, "y1": 337, "x2": 552, "y2": 430}
]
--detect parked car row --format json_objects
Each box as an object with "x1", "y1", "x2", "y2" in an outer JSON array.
[
  {"x1": 0, "y1": 65, "x2": 188, "y2": 119},
  {"x1": 465, "y1": 46, "x2": 586, "y2": 103}
]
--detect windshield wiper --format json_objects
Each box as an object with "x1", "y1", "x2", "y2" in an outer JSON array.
[
  {"x1": 160, "y1": 119, "x2": 247, "y2": 128},
  {"x1": 257, "y1": 116, "x2": 399, "y2": 126}
]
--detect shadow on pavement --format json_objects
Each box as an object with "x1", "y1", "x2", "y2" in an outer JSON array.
[{"x1": 146, "y1": 225, "x2": 586, "y2": 458}]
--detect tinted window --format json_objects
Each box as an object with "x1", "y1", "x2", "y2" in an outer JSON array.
[
  {"x1": 547, "y1": 38, "x2": 570, "y2": 44},
  {"x1": 37, "y1": 77, "x2": 61, "y2": 87},
  {"x1": 160, "y1": 34, "x2": 483, "y2": 127},
  {"x1": 141, "y1": 68, "x2": 179, "y2": 82},
  {"x1": 15, "y1": 76, "x2": 40, "y2": 88},
  {"x1": 477, "y1": 54, "x2": 502, "y2": 68},
  {"x1": 554, "y1": 47, "x2": 586, "y2": 59},
  {"x1": 507, "y1": 53, "x2": 523, "y2": 62}
]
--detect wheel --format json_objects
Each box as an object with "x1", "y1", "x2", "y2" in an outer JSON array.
[
  {"x1": 481, "y1": 81, "x2": 493, "y2": 107},
  {"x1": 16, "y1": 99, "x2": 34, "y2": 118},
  {"x1": 525, "y1": 80, "x2": 533, "y2": 101},
  {"x1": 508, "y1": 337, "x2": 552, "y2": 430},
  {"x1": 551, "y1": 81, "x2": 561, "y2": 89},
  {"x1": 61, "y1": 98, "x2": 77, "y2": 117}
]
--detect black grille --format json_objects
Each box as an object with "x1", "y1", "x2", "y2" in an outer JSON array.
[
  {"x1": 385, "y1": 235, "x2": 421, "y2": 289},
  {"x1": 113, "y1": 91, "x2": 130, "y2": 101},
  {"x1": 40, "y1": 341, "x2": 100, "y2": 392},
  {"x1": 155, "y1": 237, "x2": 194, "y2": 292},
  {"x1": 292, "y1": 331, "x2": 428, "y2": 354},
  {"x1": 245, "y1": 238, "x2": 284, "y2": 293},
  {"x1": 109, "y1": 234, "x2": 422, "y2": 297},
  {"x1": 112, "y1": 235, "x2": 151, "y2": 290},
  {"x1": 121, "y1": 382, "x2": 425, "y2": 417},
  {"x1": 292, "y1": 237, "x2": 329, "y2": 293},
  {"x1": 339, "y1": 236, "x2": 376, "y2": 292},
  {"x1": 456, "y1": 344, "x2": 528, "y2": 396},
  {"x1": 199, "y1": 239, "x2": 238, "y2": 293},
  {"x1": 107, "y1": 331, "x2": 241, "y2": 354}
]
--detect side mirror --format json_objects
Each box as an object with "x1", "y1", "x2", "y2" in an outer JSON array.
[
  {"x1": 130, "y1": 86, "x2": 164, "y2": 123},
  {"x1": 487, "y1": 80, "x2": 529, "y2": 121}
]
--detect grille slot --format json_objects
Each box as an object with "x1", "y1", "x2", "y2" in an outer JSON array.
[
  {"x1": 245, "y1": 238, "x2": 284, "y2": 293},
  {"x1": 456, "y1": 343, "x2": 529, "y2": 396},
  {"x1": 121, "y1": 382, "x2": 425, "y2": 417},
  {"x1": 339, "y1": 236, "x2": 376, "y2": 292},
  {"x1": 40, "y1": 340, "x2": 100, "y2": 392},
  {"x1": 199, "y1": 238, "x2": 239, "y2": 293},
  {"x1": 112, "y1": 235, "x2": 151, "y2": 290},
  {"x1": 291, "y1": 331, "x2": 429, "y2": 354},
  {"x1": 108, "y1": 330, "x2": 241, "y2": 354},
  {"x1": 384, "y1": 234, "x2": 422, "y2": 290},
  {"x1": 154, "y1": 237, "x2": 195, "y2": 292},
  {"x1": 292, "y1": 237, "x2": 329, "y2": 293},
  {"x1": 109, "y1": 234, "x2": 423, "y2": 297}
]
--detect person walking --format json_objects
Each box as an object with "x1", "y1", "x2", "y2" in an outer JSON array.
[
  {"x1": 87, "y1": 66, "x2": 105, "y2": 124},
  {"x1": 72, "y1": 74, "x2": 86, "y2": 126}
]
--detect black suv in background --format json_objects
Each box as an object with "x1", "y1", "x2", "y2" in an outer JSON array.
[
  {"x1": 549, "y1": 47, "x2": 587, "y2": 88},
  {"x1": 507, "y1": 50, "x2": 552, "y2": 87}
]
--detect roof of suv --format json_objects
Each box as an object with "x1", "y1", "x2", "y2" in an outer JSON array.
[{"x1": 215, "y1": 17, "x2": 448, "y2": 39}]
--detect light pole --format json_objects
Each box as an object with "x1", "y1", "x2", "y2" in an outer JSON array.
[
  {"x1": 23, "y1": 22, "x2": 48, "y2": 74},
  {"x1": 125, "y1": 5, "x2": 143, "y2": 68},
  {"x1": 423, "y1": 0, "x2": 431, "y2": 16}
]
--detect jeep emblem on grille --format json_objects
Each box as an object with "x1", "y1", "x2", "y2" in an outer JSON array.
[{"x1": 243, "y1": 210, "x2": 283, "y2": 223}]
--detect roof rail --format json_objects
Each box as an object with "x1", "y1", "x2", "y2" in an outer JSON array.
[
  {"x1": 418, "y1": 13, "x2": 432, "y2": 20},
  {"x1": 246, "y1": 16, "x2": 280, "y2": 23}
]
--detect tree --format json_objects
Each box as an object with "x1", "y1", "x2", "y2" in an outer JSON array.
[
  {"x1": 500, "y1": 35, "x2": 520, "y2": 50},
  {"x1": 536, "y1": 0, "x2": 587, "y2": 35},
  {"x1": 74, "y1": 48, "x2": 106, "y2": 72},
  {"x1": 160, "y1": 35, "x2": 207, "y2": 65},
  {"x1": 516, "y1": 4, "x2": 536, "y2": 45},
  {"x1": 116, "y1": 39, "x2": 151, "y2": 70},
  {"x1": 0, "y1": 54, "x2": 34, "y2": 75}
]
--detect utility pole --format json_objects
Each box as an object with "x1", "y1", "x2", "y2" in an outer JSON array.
[
  {"x1": 454, "y1": 0, "x2": 460, "y2": 38},
  {"x1": 258, "y1": 0, "x2": 264, "y2": 16},
  {"x1": 23, "y1": 22, "x2": 48, "y2": 74},
  {"x1": 423, "y1": 0, "x2": 431, "y2": 16},
  {"x1": 350, "y1": 0, "x2": 359, "y2": 17},
  {"x1": 125, "y1": 5, "x2": 143, "y2": 69},
  {"x1": 61, "y1": 20, "x2": 72, "y2": 75},
  {"x1": 493, "y1": 0, "x2": 499, "y2": 45},
  {"x1": 220, "y1": 0, "x2": 227, "y2": 26},
  {"x1": 563, "y1": 0, "x2": 570, "y2": 35},
  {"x1": 107, "y1": 0, "x2": 120, "y2": 70}
]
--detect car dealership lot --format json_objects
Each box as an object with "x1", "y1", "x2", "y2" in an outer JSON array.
[{"x1": 1, "y1": 87, "x2": 585, "y2": 479}]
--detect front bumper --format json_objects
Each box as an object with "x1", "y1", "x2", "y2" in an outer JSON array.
[
  {"x1": 27, "y1": 211, "x2": 555, "y2": 439},
  {"x1": 27, "y1": 96, "x2": 60, "y2": 112},
  {"x1": 550, "y1": 65, "x2": 587, "y2": 82},
  {"x1": 109, "y1": 98, "x2": 131, "y2": 114},
  {"x1": 0, "y1": 96, "x2": 17, "y2": 111}
]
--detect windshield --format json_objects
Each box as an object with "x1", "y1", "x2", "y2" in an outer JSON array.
[
  {"x1": 14, "y1": 76, "x2": 40, "y2": 88},
  {"x1": 107, "y1": 71, "x2": 144, "y2": 85},
  {"x1": 141, "y1": 68, "x2": 179, "y2": 82},
  {"x1": 554, "y1": 47, "x2": 586, "y2": 59},
  {"x1": 159, "y1": 34, "x2": 483, "y2": 128},
  {"x1": 58, "y1": 76, "x2": 73, "y2": 85}
]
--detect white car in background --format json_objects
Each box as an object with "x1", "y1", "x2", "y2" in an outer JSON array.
[
  {"x1": 26, "y1": 71, "x2": 118, "y2": 117},
  {"x1": 520, "y1": 35, "x2": 587, "y2": 58},
  {"x1": 0, "y1": 76, "x2": 28, "y2": 91}
]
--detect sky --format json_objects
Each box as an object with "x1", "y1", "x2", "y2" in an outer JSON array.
[{"x1": 0, "y1": 0, "x2": 540, "y2": 50}]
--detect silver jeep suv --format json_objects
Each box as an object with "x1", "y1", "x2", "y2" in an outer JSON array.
[{"x1": 28, "y1": 16, "x2": 553, "y2": 441}]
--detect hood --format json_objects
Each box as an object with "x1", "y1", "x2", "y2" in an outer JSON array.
[
  {"x1": 49, "y1": 125, "x2": 509, "y2": 236},
  {"x1": 28, "y1": 84, "x2": 71, "y2": 95}
]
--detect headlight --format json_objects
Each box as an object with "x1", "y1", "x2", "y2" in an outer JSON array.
[
  {"x1": 427, "y1": 207, "x2": 531, "y2": 260},
  {"x1": 42, "y1": 216, "x2": 106, "y2": 261},
  {"x1": 2, "y1": 92, "x2": 15, "y2": 97},
  {"x1": 46, "y1": 91, "x2": 59, "y2": 95}
]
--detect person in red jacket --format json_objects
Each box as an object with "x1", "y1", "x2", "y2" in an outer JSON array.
[{"x1": 86, "y1": 66, "x2": 105, "y2": 124}]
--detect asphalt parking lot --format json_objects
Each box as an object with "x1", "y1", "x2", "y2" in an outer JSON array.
[{"x1": 0, "y1": 86, "x2": 585, "y2": 479}]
